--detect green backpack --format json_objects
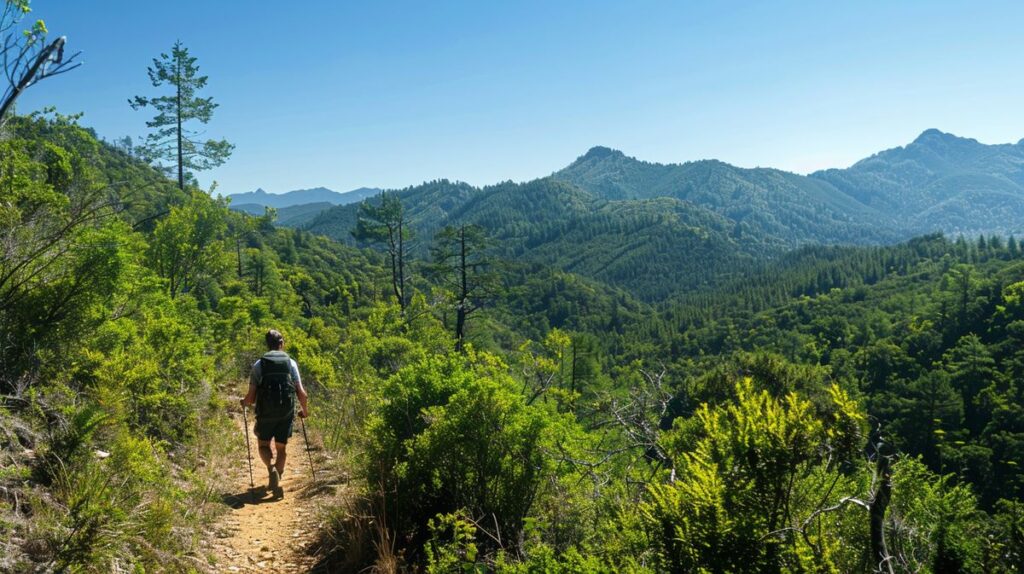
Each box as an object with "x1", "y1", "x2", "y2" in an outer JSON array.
[{"x1": 256, "y1": 350, "x2": 295, "y2": 419}]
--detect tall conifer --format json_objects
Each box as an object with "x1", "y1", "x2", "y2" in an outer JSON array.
[{"x1": 130, "y1": 41, "x2": 233, "y2": 190}]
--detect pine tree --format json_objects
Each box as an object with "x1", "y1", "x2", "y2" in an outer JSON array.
[
  {"x1": 429, "y1": 224, "x2": 500, "y2": 351},
  {"x1": 353, "y1": 192, "x2": 412, "y2": 313},
  {"x1": 130, "y1": 41, "x2": 233, "y2": 190}
]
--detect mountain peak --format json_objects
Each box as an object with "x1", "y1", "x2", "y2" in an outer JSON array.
[
  {"x1": 912, "y1": 128, "x2": 963, "y2": 145},
  {"x1": 579, "y1": 146, "x2": 625, "y2": 162}
]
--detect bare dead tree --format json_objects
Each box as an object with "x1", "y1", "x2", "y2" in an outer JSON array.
[
  {"x1": 1, "y1": 2, "x2": 81, "y2": 125},
  {"x1": 767, "y1": 438, "x2": 897, "y2": 573},
  {"x1": 428, "y1": 224, "x2": 501, "y2": 352},
  {"x1": 869, "y1": 453, "x2": 895, "y2": 574},
  {"x1": 589, "y1": 364, "x2": 676, "y2": 475}
]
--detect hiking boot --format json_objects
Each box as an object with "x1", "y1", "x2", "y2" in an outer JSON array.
[{"x1": 268, "y1": 467, "x2": 280, "y2": 490}]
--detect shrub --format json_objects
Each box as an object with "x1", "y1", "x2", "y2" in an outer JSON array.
[{"x1": 366, "y1": 353, "x2": 549, "y2": 557}]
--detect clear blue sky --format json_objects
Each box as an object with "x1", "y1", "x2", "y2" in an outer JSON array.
[{"x1": 19, "y1": 0, "x2": 1024, "y2": 194}]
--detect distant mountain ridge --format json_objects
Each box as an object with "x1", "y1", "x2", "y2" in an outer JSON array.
[
  {"x1": 226, "y1": 186, "x2": 380, "y2": 208},
  {"x1": 299, "y1": 129, "x2": 1024, "y2": 300},
  {"x1": 231, "y1": 202, "x2": 337, "y2": 227},
  {"x1": 553, "y1": 146, "x2": 898, "y2": 246},
  {"x1": 810, "y1": 129, "x2": 1024, "y2": 235}
]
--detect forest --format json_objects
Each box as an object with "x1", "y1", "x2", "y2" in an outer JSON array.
[{"x1": 2, "y1": 2, "x2": 1024, "y2": 573}]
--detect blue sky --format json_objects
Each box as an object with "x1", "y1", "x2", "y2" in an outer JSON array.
[{"x1": 19, "y1": 1, "x2": 1024, "y2": 194}]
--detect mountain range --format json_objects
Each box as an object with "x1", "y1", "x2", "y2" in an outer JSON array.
[
  {"x1": 293, "y1": 130, "x2": 1024, "y2": 300},
  {"x1": 225, "y1": 186, "x2": 381, "y2": 228},
  {"x1": 811, "y1": 129, "x2": 1024, "y2": 234},
  {"x1": 226, "y1": 186, "x2": 380, "y2": 209}
]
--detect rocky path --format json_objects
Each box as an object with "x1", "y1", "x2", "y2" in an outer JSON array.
[{"x1": 207, "y1": 412, "x2": 323, "y2": 573}]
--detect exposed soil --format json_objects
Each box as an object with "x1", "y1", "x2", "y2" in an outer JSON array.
[{"x1": 206, "y1": 411, "x2": 323, "y2": 573}]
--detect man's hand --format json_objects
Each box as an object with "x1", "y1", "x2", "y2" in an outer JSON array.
[
  {"x1": 240, "y1": 398, "x2": 249, "y2": 409},
  {"x1": 299, "y1": 406, "x2": 309, "y2": 418}
]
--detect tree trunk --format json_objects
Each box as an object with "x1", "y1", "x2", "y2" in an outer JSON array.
[
  {"x1": 236, "y1": 236, "x2": 243, "y2": 279},
  {"x1": 397, "y1": 217, "x2": 406, "y2": 312},
  {"x1": 456, "y1": 226, "x2": 467, "y2": 352},
  {"x1": 870, "y1": 454, "x2": 895, "y2": 574},
  {"x1": 175, "y1": 56, "x2": 184, "y2": 190},
  {"x1": 570, "y1": 341, "x2": 578, "y2": 395}
]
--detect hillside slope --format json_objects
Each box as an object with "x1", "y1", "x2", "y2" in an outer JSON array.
[
  {"x1": 306, "y1": 178, "x2": 757, "y2": 299},
  {"x1": 812, "y1": 129, "x2": 1024, "y2": 235},
  {"x1": 553, "y1": 146, "x2": 897, "y2": 246}
]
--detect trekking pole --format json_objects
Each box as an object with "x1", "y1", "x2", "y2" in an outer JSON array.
[
  {"x1": 241, "y1": 405, "x2": 255, "y2": 495},
  {"x1": 300, "y1": 415, "x2": 317, "y2": 484}
]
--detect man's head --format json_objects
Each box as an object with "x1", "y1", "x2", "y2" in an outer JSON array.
[{"x1": 265, "y1": 329, "x2": 284, "y2": 351}]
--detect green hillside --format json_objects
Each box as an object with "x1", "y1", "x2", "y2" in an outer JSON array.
[
  {"x1": 301, "y1": 133, "x2": 1024, "y2": 305},
  {"x1": 813, "y1": 129, "x2": 1024, "y2": 235},
  {"x1": 231, "y1": 201, "x2": 335, "y2": 227},
  {"x1": 306, "y1": 178, "x2": 758, "y2": 299},
  {"x1": 554, "y1": 146, "x2": 897, "y2": 245},
  {"x1": 4, "y1": 111, "x2": 1024, "y2": 573},
  {"x1": 625, "y1": 234, "x2": 1024, "y2": 509}
]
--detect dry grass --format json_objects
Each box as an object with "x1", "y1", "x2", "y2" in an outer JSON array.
[{"x1": 304, "y1": 448, "x2": 409, "y2": 573}]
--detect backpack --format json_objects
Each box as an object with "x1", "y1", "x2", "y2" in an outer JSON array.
[{"x1": 256, "y1": 350, "x2": 295, "y2": 419}]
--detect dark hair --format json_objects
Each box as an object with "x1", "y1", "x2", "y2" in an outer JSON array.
[{"x1": 265, "y1": 329, "x2": 284, "y2": 350}]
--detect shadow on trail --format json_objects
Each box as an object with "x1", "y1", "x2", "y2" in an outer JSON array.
[{"x1": 220, "y1": 488, "x2": 285, "y2": 508}]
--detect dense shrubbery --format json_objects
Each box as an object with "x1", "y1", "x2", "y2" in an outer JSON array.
[
  {"x1": 5, "y1": 110, "x2": 1024, "y2": 573},
  {"x1": 0, "y1": 113, "x2": 381, "y2": 570}
]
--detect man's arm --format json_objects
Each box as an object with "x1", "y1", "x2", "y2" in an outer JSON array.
[
  {"x1": 240, "y1": 360, "x2": 259, "y2": 408},
  {"x1": 295, "y1": 380, "x2": 309, "y2": 417},
  {"x1": 292, "y1": 359, "x2": 309, "y2": 417},
  {"x1": 241, "y1": 382, "x2": 257, "y2": 407}
]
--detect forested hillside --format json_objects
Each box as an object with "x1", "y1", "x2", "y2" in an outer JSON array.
[
  {"x1": 4, "y1": 110, "x2": 1024, "y2": 573},
  {"x1": 813, "y1": 129, "x2": 1024, "y2": 235},
  {"x1": 554, "y1": 146, "x2": 898, "y2": 245},
  {"x1": 231, "y1": 201, "x2": 336, "y2": 227},
  {"x1": 620, "y1": 234, "x2": 1024, "y2": 508},
  {"x1": 302, "y1": 131, "x2": 1024, "y2": 304},
  {"x1": 306, "y1": 178, "x2": 760, "y2": 300}
]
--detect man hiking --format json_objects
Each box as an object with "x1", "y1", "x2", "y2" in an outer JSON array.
[{"x1": 240, "y1": 329, "x2": 309, "y2": 493}]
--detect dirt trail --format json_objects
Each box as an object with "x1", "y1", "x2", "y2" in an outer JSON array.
[{"x1": 207, "y1": 412, "x2": 323, "y2": 573}]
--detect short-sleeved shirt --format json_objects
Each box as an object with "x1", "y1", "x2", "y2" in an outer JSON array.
[{"x1": 250, "y1": 357, "x2": 302, "y2": 388}]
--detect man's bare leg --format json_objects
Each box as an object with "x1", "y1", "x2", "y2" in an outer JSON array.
[
  {"x1": 274, "y1": 441, "x2": 287, "y2": 475},
  {"x1": 258, "y1": 439, "x2": 273, "y2": 468}
]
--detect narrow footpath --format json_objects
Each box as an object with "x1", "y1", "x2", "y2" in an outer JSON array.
[{"x1": 207, "y1": 411, "x2": 323, "y2": 573}]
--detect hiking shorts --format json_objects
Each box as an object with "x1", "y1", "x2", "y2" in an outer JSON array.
[{"x1": 254, "y1": 414, "x2": 294, "y2": 444}]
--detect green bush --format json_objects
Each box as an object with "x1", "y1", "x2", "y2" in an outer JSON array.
[{"x1": 366, "y1": 352, "x2": 549, "y2": 556}]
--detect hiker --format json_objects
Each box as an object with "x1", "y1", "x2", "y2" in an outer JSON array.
[{"x1": 240, "y1": 329, "x2": 309, "y2": 492}]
